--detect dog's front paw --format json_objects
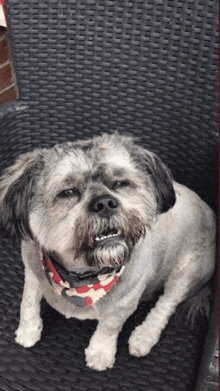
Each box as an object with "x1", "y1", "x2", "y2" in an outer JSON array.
[
  {"x1": 15, "y1": 320, "x2": 43, "y2": 348},
  {"x1": 128, "y1": 324, "x2": 160, "y2": 357},
  {"x1": 85, "y1": 341, "x2": 116, "y2": 371}
]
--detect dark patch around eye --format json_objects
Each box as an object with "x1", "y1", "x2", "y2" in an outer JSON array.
[
  {"x1": 58, "y1": 188, "x2": 80, "y2": 198},
  {"x1": 112, "y1": 180, "x2": 131, "y2": 190},
  {"x1": 112, "y1": 168, "x2": 127, "y2": 177}
]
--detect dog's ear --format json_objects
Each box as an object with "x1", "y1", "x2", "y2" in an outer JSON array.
[
  {"x1": 0, "y1": 150, "x2": 44, "y2": 239},
  {"x1": 129, "y1": 144, "x2": 176, "y2": 214}
]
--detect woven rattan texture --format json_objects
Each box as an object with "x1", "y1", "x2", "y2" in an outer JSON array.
[
  {"x1": 3, "y1": 0, "x2": 218, "y2": 211},
  {"x1": 0, "y1": 237, "x2": 207, "y2": 391}
]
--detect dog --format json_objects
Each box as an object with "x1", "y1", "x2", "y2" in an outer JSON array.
[{"x1": 0, "y1": 133, "x2": 216, "y2": 371}]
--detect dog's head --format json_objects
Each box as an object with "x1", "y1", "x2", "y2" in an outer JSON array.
[{"x1": 0, "y1": 133, "x2": 175, "y2": 270}]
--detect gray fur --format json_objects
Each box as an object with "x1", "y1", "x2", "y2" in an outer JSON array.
[{"x1": 0, "y1": 133, "x2": 216, "y2": 371}]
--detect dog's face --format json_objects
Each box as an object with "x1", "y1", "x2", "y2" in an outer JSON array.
[{"x1": 0, "y1": 133, "x2": 176, "y2": 271}]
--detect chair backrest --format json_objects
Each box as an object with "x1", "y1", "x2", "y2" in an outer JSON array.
[{"x1": 1, "y1": 0, "x2": 218, "y2": 212}]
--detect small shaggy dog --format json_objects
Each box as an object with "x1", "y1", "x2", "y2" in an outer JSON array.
[{"x1": 0, "y1": 133, "x2": 216, "y2": 371}]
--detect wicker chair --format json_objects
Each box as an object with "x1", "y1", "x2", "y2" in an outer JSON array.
[{"x1": 0, "y1": 1, "x2": 218, "y2": 390}]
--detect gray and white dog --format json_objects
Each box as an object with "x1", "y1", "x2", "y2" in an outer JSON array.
[{"x1": 0, "y1": 133, "x2": 216, "y2": 371}]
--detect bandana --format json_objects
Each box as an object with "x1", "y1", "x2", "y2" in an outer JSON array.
[{"x1": 42, "y1": 257, "x2": 125, "y2": 308}]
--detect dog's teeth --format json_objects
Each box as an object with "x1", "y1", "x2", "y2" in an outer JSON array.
[{"x1": 95, "y1": 231, "x2": 121, "y2": 242}]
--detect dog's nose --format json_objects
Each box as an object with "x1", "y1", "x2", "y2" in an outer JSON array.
[{"x1": 89, "y1": 195, "x2": 119, "y2": 216}]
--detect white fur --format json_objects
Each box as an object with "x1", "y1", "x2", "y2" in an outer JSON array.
[
  {"x1": 0, "y1": 134, "x2": 215, "y2": 371},
  {"x1": 15, "y1": 182, "x2": 216, "y2": 370},
  {"x1": 15, "y1": 261, "x2": 43, "y2": 347}
]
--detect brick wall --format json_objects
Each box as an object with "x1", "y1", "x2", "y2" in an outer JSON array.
[{"x1": 0, "y1": 26, "x2": 18, "y2": 106}]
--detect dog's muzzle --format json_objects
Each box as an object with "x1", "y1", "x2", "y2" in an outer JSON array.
[{"x1": 42, "y1": 256, "x2": 125, "y2": 307}]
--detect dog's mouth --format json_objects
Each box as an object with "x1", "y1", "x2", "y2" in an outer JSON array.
[
  {"x1": 74, "y1": 211, "x2": 146, "y2": 268},
  {"x1": 84, "y1": 226, "x2": 128, "y2": 268},
  {"x1": 94, "y1": 228, "x2": 122, "y2": 245}
]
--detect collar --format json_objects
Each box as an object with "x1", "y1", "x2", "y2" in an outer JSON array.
[{"x1": 42, "y1": 256, "x2": 125, "y2": 308}]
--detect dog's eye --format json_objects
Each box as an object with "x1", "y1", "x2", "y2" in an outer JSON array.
[
  {"x1": 113, "y1": 180, "x2": 130, "y2": 190},
  {"x1": 58, "y1": 189, "x2": 80, "y2": 198}
]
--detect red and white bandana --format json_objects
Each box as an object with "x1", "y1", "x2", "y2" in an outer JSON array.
[{"x1": 42, "y1": 257, "x2": 125, "y2": 308}]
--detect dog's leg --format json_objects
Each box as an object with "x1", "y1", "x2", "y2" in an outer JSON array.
[
  {"x1": 128, "y1": 273, "x2": 194, "y2": 357},
  {"x1": 15, "y1": 263, "x2": 43, "y2": 348},
  {"x1": 85, "y1": 302, "x2": 138, "y2": 371}
]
